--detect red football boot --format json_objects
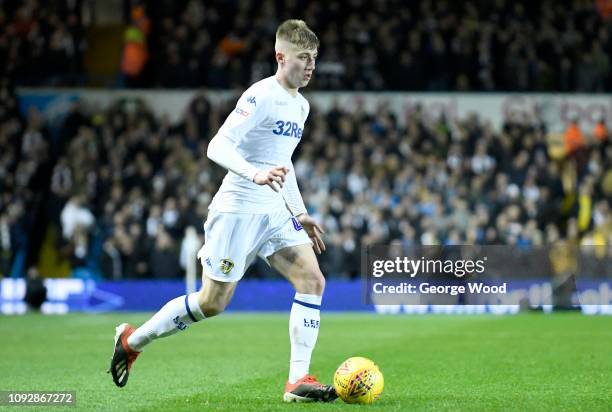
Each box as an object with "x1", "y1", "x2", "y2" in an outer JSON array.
[
  {"x1": 283, "y1": 374, "x2": 337, "y2": 403},
  {"x1": 108, "y1": 323, "x2": 141, "y2": 387}
]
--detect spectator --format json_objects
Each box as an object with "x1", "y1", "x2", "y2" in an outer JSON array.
[
  {"x1": 60, "y1": 194, "x2": 95, "y2": 240},
  {"x1": 0, "y1": 213, "x2": 12, "y2": 276},
  {"x1": 592, "y1": 117, "x2": 608, "y2": 143},
  {"x1": 121, "y1": 5, "x2": 151, "y2": 88},
  {"x1": 24, "y1": 266, "x2": 46, "y2": 311},
  {"x1": 149, "y1": 229, "x2": 180, "y2": 278}
]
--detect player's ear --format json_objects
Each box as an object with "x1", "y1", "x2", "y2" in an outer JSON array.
[{"x1": 275, "y1": 51, "x2": 285, "y2": 65}]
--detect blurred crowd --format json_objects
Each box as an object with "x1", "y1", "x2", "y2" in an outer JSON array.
[
  {"x1": 3, "y1": 0, "x2": 612, "y2": 91},
  {"x1": 1, "y1": 0, "x2": 85, "y2": 86},
  {"x1": 47, "y1": 97, "x2": 216, "y2": 279},
  {"x1": 1, "y1": 0, "x2": 611, "y2": 280},
  {"x1": 297, "y1": 103, "x2": 611, "y2": 276},
  {"x1": 0, "y1": 76, "x2": 51, "y2": 277},
  {"x1": 143, "y1": 0, "x2": 612, "y2": 91},
  {"x1": 1, "y1": 88, "x2": 610, "y2": 279}
]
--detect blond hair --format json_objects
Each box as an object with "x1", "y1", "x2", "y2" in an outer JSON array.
[{"x1": 275, "y1": 19, "x2": 319, "y2": 50}]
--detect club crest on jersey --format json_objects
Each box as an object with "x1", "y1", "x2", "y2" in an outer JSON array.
[
  {"x1": 220, "y1": 258, "x2": 234, "y2": 274},
  {"x1": 291, "y1": 217, "x2": 304, "y2": 231},
  {"x1": 246, "y1": 96, "x2": 256, "y2": 106}
]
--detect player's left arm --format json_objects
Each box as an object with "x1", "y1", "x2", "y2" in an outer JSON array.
[{"x1": 284, "y1": 164, "x2": 326, "y2": 254}]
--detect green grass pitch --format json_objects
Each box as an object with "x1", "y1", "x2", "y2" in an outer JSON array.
[{"x1": 0, "y1": 312, "x2": 610, "y2": 411}]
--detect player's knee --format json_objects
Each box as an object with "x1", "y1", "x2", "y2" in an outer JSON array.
[{"x1": 297, "y1": 269, "x2": 326, "y2": 295}]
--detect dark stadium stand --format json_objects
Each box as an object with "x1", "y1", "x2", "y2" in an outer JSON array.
[
  {"x1": 0, "y1": 0, "x2": 610, "y2": 279},
  {"x1": 2, "y1": 0, "x2": 611, "y2": 90}
]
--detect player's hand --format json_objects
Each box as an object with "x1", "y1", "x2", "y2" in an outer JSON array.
[
  {"x1": 297, "y1": 214, "x2": 326, "y2": 254},
  {"x1": 253, "y1": 166, "x2": 289, "y2": 192}
]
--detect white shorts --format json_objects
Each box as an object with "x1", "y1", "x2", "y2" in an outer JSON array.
[{"x1": 197, "y1": 208, "x2": 311, "y2": 282}]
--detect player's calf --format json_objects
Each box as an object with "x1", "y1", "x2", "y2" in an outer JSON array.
[
  {"x1": 199, "y1": 299, "x2": 228, "y2": 317},
  {"x1": 196, "y1": 275, "x2": 237, "y2": 317}
]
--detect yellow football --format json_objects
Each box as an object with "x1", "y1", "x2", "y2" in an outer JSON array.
[{"x1": 333, "y1": 357, "x2": 384, "y2": 404}]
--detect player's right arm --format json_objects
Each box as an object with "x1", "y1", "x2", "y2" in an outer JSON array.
[
  {"x1": 207, "y1": 91, "x2": 288, "y2": 192},
  {"x1": 207, "y1": 136, "x2": 288, "y2": 192}
]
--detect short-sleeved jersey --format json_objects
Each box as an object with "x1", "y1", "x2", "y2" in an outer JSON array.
[{"x1": 209, "y1": 75, "x2": 310, "y2": 214}]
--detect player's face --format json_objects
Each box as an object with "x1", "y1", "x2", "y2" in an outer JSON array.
[{"x1": 284, "y1": 48, "x2": 317, "y2": 88}]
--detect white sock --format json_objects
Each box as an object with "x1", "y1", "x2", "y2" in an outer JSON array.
[
  {"x1": 127, "y1": 292, "x2": 205, "y2": 352},
  {"x1": 288, "y1": 293, "x2": 322, "y2": 384}
]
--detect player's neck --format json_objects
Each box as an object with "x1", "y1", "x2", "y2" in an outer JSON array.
[{"x1": 275, "y1": 73, "x2": 298, "y2": 97}]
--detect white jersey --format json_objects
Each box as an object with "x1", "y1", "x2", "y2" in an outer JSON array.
[{"x1": 209, "y1": 76, "x2": 310, "y2": 214}]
